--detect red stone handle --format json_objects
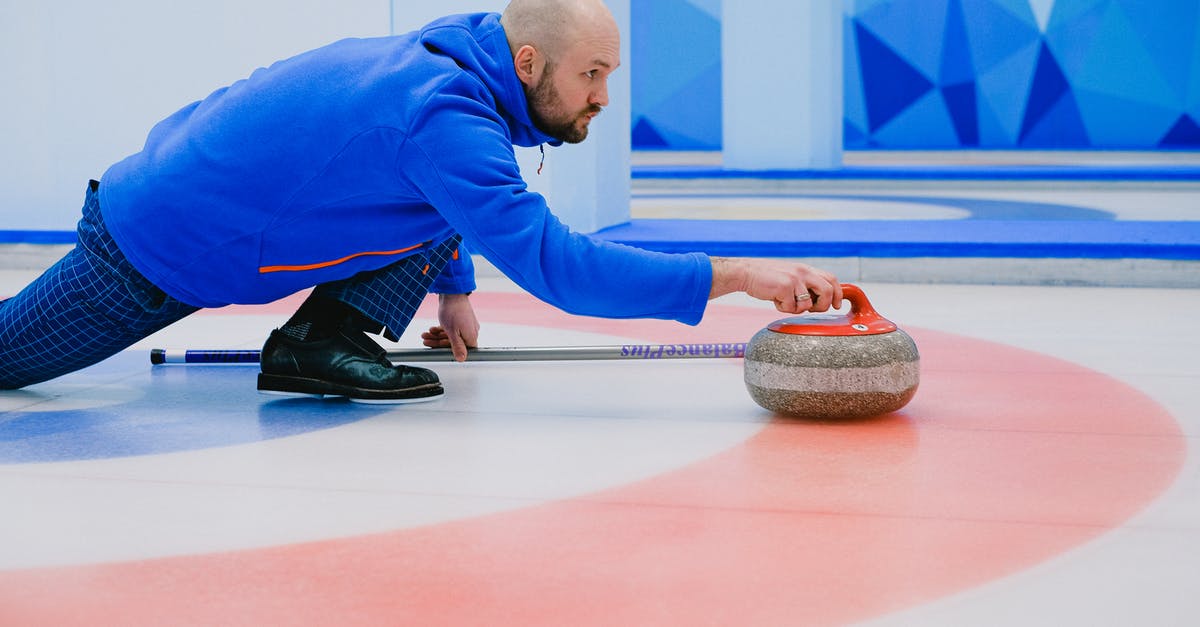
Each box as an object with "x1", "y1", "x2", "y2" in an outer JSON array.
[{"x1": 767, "y1": 283, "x2": 898, "y2": 336}]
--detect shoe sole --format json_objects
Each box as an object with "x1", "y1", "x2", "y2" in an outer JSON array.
[{"x1": 257, "y1": 373, "x2": 444, "y2": 404}]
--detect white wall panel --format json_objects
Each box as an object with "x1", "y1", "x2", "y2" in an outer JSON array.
[{"x1": 0, "y1": 1, "x2": 388, "y2": 230}]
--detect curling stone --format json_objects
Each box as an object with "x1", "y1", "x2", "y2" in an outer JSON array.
[{"x1": 743, "y1": 284, "x2": 919, "y2": 420}]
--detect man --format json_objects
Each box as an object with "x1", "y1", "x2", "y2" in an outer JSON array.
[{"x1": 0, "y1": 0, "x2": 842, "y2": 402}]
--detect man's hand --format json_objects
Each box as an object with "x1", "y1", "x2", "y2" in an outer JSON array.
[
  {"x1": 709, "y1": 257, "x2": 843, "y2": 314},
  {"x1": 421, "y1": 293, "x2": 480, "y2": 361}
]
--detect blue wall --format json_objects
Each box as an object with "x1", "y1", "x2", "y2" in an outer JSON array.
[{"x1": 631, "y1": 0, "x2": 1200, "y2": 150}]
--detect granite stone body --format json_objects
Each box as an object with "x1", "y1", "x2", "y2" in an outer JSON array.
[{"x1": 744, "y1": 324, "x2": 920, "y2": 420}]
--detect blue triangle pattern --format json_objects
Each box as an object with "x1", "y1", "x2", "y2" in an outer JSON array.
[
  {"x1": 843, "y1": 13, "x2": 870, "y2": 133},
  {"x1": 1074, "y1": 89, "x2": 1180, "y2": 146},
  {"x1": 632, "y1": 118, "x2": 670, "y2": 148},
  {"x1": 1160, "y1": 115, "x2": 1200, "y2": 146},
  {"x1": 873, "y1": 90, "x2": 961, "y2": 146},
  {"x1": 1019, "y1": 42, "x2": 1071, "y2": 142},
  {"x1": 987, "y1": 0, "x2": 1041, "y2": 29},
  {"x1": 844, "y1": 120, "x2": 869, "y2": 148},
  {"x1": 1045, "y1": 0, "x2": 1111, "y2": 34},
  {"x1": 856, "y1": 0, "x2": 949, "y2": 80},
  {"x1": 629, "y1": 0, "x2": 1200, "y2": 149},
  {"x1": 940, "y1": 0, "x2": 975, "y2": 85},
  {"x1": 1020, "y1": 90, "x2": 1092, "y2": 147},
  {"x1": 854, "y1": 21, "x2": 935, "y2": 132},
  {"x1": 630, "y1": 0, "x2": 720, "y2": 132},
  {"x1": 630, "y1": 0, "x2": 721, "y2": 149},
  {"x1": 640, "y1": 62, "x2": 723, "y2": 150},
  {"x1": 684, "y1": 0, "x2": 720, "y2": 20},
  {"x1": 942, "y1": 82, "x2": 980, "y2": 145},
  {"x1": 1113, "y1": 0, "x2": 1199, "y2": 97},
  {"x1": 1043, "y1": 0, "x2": 1108, "y2": 80},
  {"x1": 1060, "y1": 1, "x2": 1178, "y2": 105},
  {"x1": 962, "y1": 0, "x2": 1042, "y2": 74},
  {"x1": 975, "y1": 92, "x2": 1015, "y2": 145},
  {"x1": 977, "y1": 38, "x2": 1042, "y2": 143}
]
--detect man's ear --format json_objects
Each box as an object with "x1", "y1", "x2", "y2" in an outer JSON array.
[{"x1": 513, "y1": 44, "x2": 542, "y2": 87}]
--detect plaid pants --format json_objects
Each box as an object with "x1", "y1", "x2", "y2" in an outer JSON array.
[
  {"x1": 0, "y1": 181, "x2": 198, "y2": 388},
  {"x1": 312, "y1": 235, "x2": 462, "y2": 342},
  {"x1": 0, "y1": 181, "x2": 460, "y2": 388}
]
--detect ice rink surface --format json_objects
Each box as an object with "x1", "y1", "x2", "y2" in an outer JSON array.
[{"x1": 2, "y1": 165, "x2": 1198, "y2": 625}]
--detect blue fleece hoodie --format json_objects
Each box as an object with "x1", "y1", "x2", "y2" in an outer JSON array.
[
  {"x1": 98, "y1": 12, "x2": 710, "y2": 324},
  {"x1": 99, "y1": 13, "x2": 712, "y2": 325}
]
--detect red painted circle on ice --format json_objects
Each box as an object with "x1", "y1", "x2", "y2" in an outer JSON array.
[{"x1": 0, "y1": 292, "x2": 1184, "y2": 625}]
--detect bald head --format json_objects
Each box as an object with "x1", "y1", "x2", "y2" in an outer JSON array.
[
  {"x1": 503, "y1": 0, "x2": 620, "y2": 143},
  {"x1": 501, "y1": 0, "x2": 616, "y2": 62}
]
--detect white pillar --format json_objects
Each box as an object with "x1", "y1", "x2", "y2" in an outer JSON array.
[
  {"x1": 393, "y1": 1, "x2": 631, "y2": 234},
  {"x1": 721, "y1": 1, "x2": 843, "y2": 170}
]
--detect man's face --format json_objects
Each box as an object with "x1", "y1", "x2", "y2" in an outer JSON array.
[{"x1": 526, "y1": 30, "x2": 620, "y2": 144}]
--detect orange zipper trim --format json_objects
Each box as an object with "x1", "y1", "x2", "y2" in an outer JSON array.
[{"x1": 259, "y1": 243, "x2": 424, "y2": 274}]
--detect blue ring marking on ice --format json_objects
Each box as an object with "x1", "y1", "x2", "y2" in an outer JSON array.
[
  {"x1": 632, "y1": 164, "x2": 1200, "y2": 182},
  {"x1": 0, "y1": 352, "x2": 382, "y2": 464},
  {"x1": 632, "y1": 192, "x2": 1116, "y2": 221},
  {"x1": 594, "y1": 219, "x2": 1200, "y2": 260}
]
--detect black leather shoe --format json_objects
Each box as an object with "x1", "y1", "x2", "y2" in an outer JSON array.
[{"x1": 257, "y1": 328, "x2": 443, "y2": 404}]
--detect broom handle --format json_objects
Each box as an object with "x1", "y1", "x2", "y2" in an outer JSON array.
[{"x1": 150, "y1": 342, "x2": 748, "y2": 365}]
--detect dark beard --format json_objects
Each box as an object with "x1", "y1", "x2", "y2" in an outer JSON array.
[{"x1": 526, "y1": 72, "x2": 598, "y2": 144}]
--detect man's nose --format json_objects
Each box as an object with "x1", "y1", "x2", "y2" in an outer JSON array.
[{"x1": 591, "y1": 80, "x2": 609, "y2": 107}]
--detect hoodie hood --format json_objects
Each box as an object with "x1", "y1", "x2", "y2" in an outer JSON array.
[{"x1": 418, "y1": 13, "x2": 562, "y2": 148}]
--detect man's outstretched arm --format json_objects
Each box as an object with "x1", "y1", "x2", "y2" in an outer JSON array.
[{"x1": 709, "y1": 257, "x2": 844, "y2": 314}]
